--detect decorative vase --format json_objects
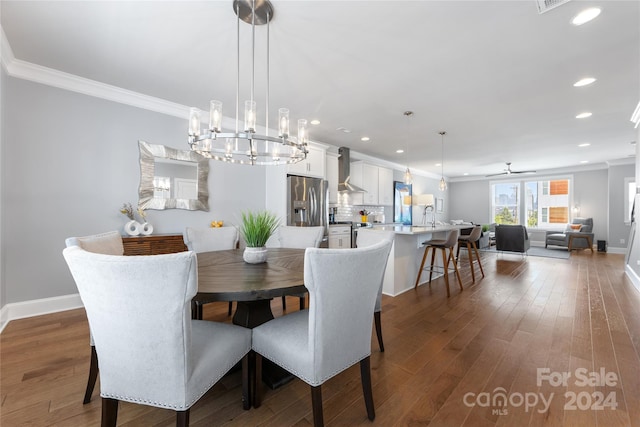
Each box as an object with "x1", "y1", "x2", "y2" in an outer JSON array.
[
  {"x1": 361, "y1": 215, "x2": 368, "y2": 223},
  {"x1": 243, "y1": 246, "x2": 268, "y2": 264},
  {"x1": 140, "y1": 222, "x2": 153, "y2": 235},
  {"x1": 124, "y1": 220, "x2": 141, "y2": 236}
]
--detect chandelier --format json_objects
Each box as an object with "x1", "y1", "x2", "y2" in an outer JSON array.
[
  {"x1": 438, "y1": 131, "x2": 447, "y2": 191},
  {"x1": 187, "y1": 0, "x2": 308, "y2": 165}
]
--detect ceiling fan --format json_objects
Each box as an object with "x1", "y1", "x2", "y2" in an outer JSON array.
[{"x1": 486, "y1": 162, "x2": 537, "y2": 177}]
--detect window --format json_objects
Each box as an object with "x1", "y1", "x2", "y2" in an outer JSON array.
[
  {"x1": 491, "y1": 182, "x2": 520, "y2": 224},
  {"x1": 491, "y1": 177, "x2": 571, "y2": 228}
]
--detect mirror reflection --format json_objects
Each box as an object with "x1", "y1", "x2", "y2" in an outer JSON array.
[{"x1": 138, "y1": 140, "x2": 209, "y2": 211}]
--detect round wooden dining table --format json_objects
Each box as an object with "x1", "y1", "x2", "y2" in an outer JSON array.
[
  {"x1": 195, "y1": 247, "x2": 307, "y2": 328},
  {"x1": 195, "y1": 247, "x2": 307, "y2": 390}
]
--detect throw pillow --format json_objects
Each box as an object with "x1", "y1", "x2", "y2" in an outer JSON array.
[{"x1": 569, "y1": 224, "x2": 582, "y2": 231}]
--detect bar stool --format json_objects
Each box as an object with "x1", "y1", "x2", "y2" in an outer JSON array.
[
  {"x1": 456, "y1": 225, "x2": 485, "y2": 283},
  {"x1": 414, "y1": 229, "x2": 463, "y2": 297}
]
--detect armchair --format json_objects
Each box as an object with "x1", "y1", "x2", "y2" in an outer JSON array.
[
  {"x1": 545, "y1": 218, "x2": 594, "y2": 251},
  {"x1": 495, "y1": 224, "x2": 530, "y2": 254},
  {"x1": 252, "y1": 240, "x2": 393, "y2": 426},
  {"x1": 62, "y1": 247, "x2": 251, "y2": 427}
]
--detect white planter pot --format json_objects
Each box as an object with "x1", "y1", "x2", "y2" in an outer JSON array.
[
  {"x1": 140, "y1": 222, "x2": 153, "y2": 235},
  {"x1": 124, "y1": 220, "x2": 141, "y2": 236},
  {"x1": 243, "y1": 247, "x2": 268, "y2": 264}
]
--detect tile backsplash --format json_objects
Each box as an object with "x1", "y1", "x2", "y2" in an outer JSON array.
[{"x1": 334, "y1": 205, "x2": 386, "y2": 223}]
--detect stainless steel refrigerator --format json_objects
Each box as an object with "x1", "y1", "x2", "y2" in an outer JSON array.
[{"x1": 286, "y1": 175, "x2": 329, "y2": 247}]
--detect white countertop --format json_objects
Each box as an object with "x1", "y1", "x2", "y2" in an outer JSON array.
[{"x1": 371, "y1": 224, "x2": 469, "y2": 235}]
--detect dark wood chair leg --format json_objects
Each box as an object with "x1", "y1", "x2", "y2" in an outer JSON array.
[
  {"x1": 83, "y1": 345, "x2": 99, "y2": 404},
  {"x1": 228, "y1": 301, "x2": 233, "y2": 316},
  {"x1": 311, "y1": 385, "x2": 324, "y2": 427},
  {"x1": 299, "y1": 296, "x2": 305, "y2": 310},
  {"x1": 101, "y1": 398, "x2": 118, "y2": 427},
  {"x1": 252, "y1": 352, "x2": 263, "y2": 408},
  {"x1": 374, "y1": 311, "x2": 384, "y2": 352},
  {"x1": 360, "y1": 356, "x2": 375, "y2": 421},
  {"x1": 176, "y1": 409, "x2": 189, "y2": 427},
  {"x1": 281, "y1": 295, "x2": 287, "y2": 311},
  {"x1": 242, "y1": 353, "x2": 250, "y2": 410}
]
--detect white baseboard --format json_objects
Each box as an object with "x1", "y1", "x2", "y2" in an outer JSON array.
[
  {"x1": 625, "y1": 264, "x2": 640, "y2": 294},
  {"x1": 605, "y1": 246, "x2": 627, "y2": 254},
  {"x1": 0, "y1": 293, "x2": 83, "y2": 334}
]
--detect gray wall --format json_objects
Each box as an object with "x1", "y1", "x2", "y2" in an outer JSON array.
[
  {"x1": 391, "y1": 169, "x2": 446, "y2": 225},
  {"x1": 449, "y1": 168, "x2": 618, "y2": 247},
  {"x1": 1, "y1": 66, "x2": 5, "y2": 310},
  {"x1": 449, "y1": 180, "x2": 490, "y2": 225},
  {"x1": 2, "y1": 75, "x2": 267, "y2": 304}
]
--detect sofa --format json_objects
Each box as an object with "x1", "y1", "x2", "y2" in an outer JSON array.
[
  {"x1": 545, "y1": 218, "x2": 594, "y2": 250},
  {"x1": 495, "y1": 224, "x2": 530, "y2": 254}
]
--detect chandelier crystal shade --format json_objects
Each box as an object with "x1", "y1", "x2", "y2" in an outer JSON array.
[
  {"x1": 439, "y1": 131, "x2": 447, "y2": 191},
  {"x1": 187, "y1": 0, "x2": 308, "y2": 165}
]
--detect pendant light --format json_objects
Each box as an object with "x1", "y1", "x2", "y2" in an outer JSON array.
[
  {"x1": 438, "y1": 131, "x2": 447, "y2": 191},
  {"x1": 404, "y1": 111, "x2": 413, "y2": 185}
]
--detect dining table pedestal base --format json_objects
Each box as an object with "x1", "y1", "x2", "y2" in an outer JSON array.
[
  {"x1": 232, "y1": 299, "x2": 296, "y2": 389},
  {"x1": 232, "y1": 300, "x2": 275, "y2": 329}
]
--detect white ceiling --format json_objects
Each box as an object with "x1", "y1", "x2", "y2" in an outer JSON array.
[{"x1": 2, "y1": 0, "x2": 639, "y2": 179}]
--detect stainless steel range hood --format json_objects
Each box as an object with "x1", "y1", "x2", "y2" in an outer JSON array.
[{"x1": 338, "y1": 147, "x2": 366, "y2": 193}]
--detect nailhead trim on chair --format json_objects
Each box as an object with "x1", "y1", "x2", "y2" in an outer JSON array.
[
  {"x1": 101, "y1": 358, "x2": 241, "y2": 410},
  {"x1": 256, "y1": 349, "x2": 371, "y2": 387}
]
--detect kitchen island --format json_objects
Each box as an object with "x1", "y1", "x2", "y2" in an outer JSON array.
[{"x1": 371, "y1": 224, "x2": 471, "y2": 296}]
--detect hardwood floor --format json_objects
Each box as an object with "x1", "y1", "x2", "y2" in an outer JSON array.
[{"x1": 2, "y1": 250, "x2": 640, "y2": 426}]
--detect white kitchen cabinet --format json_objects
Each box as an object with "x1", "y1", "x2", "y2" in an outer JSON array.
[
  {"x1": 287, "y1": 145, "x2": 326, "y2": 178},
  {"x1": 349, "y1": 161, "x2": 393, "y2": 206},
  {"x1": 377, "y1": 166, "x2": 393, "y2": 205},
  {"x1": 328, "y1": 225, "x2": 351, "y2": 249},
  {"x1": 326, "y1": 153, "x2": 339, "y2": 204}
]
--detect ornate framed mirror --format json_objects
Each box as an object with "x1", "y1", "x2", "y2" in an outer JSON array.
[{"x1": 138, "y1": 140, "x2": 209, "y2": 211}]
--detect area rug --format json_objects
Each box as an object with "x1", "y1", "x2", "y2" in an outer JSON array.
[{"x1": 480, "y1": 246, "x2": 570, "y2": 259}]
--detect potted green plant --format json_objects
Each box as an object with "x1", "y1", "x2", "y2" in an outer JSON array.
[{"x1": 238, "y1": 210, "x2": 280, "y2": 264}]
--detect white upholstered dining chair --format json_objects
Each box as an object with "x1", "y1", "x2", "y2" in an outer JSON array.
[
  {"x1": 355, "y1": 228, "x2": 395, "y2": 352},
  {"x1": 64, "y1": 230, "x2": 124, "y2": 404},
  {"x1": 62, "y1": 246, "x2": 251, "y2": 427},
  {"x1": 267, "y1": 226, "x2": 324, "y2": 311},
  {"x1": 183, "y1": 226, "x2": 239, "y2": 317},
  {"x1": 252, "y1": 240, "x2": 393, "y2": 426}
]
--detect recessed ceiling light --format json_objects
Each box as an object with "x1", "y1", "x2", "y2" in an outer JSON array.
[
  {"x1": 580, "y1": 160, "x2": 589, "y2": 164},
  {"x1": 463, "y1": 173, "x2": 469, "y2": 176},
  {"x1": 396, "y1": 149, "x2": 404, "y2": 154},
  {"x1": 576, "y1": 112, "x2": 592, "y2": 119},
  {"x1": 435, "y1": 163, "x2": 441, "y2": 167},
  {"x1": 578, "y1": 143, "x2": 591, "y2": 147},
  {"x1": 361, "y1": 137, "x2": 370, "y2": 142},
  {"x1": 574, "y1": 77, "x2": 596, "y2": 87},
  {"x1": 310, "y1": 119, "x2": 320, "y2": 125},
  {"x1": 572, "y1": 8, "x2": 601, "y2": 26}
]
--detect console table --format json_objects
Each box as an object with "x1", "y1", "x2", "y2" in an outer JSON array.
[{"x1": 122, "y1": 234, "x2": 187, "y2": 255}]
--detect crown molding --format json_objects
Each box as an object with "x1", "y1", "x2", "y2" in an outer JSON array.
[
  {"x1": 1, "y1": 25, "x2": 15, "y2": 73},
  {"x1": 2, "y1": 27, "x2": 189, "y2": 119},
  {"x1": 7, "y1": 58, "x2": 190, "y2": 118},
  {"x1": 631, "y1": 100, "x2": 640, "y2": 128}
]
